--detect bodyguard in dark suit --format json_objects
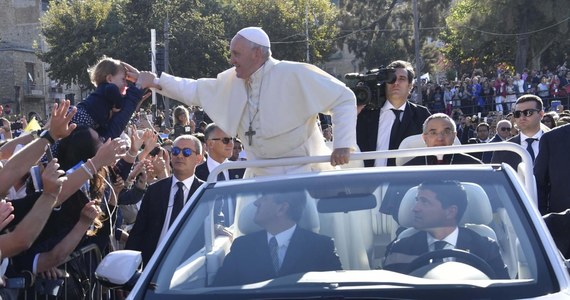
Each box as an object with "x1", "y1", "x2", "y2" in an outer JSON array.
[
  {"x1": 534, "y1": 124, "x2": 570, "y2": 214},
  {"x1": 491, "y1": 95, "x2": 545, "y2": 170},
  {"x1": 126, "y1": 135, "x2": 204, "y2": 266},
  {"x1": 195, "y1": 123, "x2": 244, "y2": 181},
  {"x1": 357, "y1": 60, "x2": 430, "y2": 167},
  {"x1": 383, "y1": 180, "x2": 509, "y2": 279},
  {"x1": 213, "y1": 193, "x2": 342, "y2": 286}
]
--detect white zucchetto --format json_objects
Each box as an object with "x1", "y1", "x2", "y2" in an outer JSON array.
[{"x1": 236, "y1": 27, "x2": 271, "y2": 48}]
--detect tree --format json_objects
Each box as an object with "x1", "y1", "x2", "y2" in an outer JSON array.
[
  {"x1": 40, "y1": 0, "x2": 125, "y2": 89},
  {"x1": 220, "y1": 0, "x2": 340, "y2": 65},
  {"x1": 441, "y1": 0, "x2": 569, "y2": 74},
  {"x1": 336, "y1": 0, "x2": 452, "y2": 73},
  {"x1": 40, "y1": 0, "x2": 341, "y2": 89}
]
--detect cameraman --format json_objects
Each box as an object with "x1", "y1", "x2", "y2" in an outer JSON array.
[{"x1": 356, "y1": 60, "x2": 431, "y2": 167}]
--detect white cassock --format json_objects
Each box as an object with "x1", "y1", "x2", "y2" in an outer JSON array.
[{"x1": 156, "y1": 57, "x2": 357, "y2": 177}]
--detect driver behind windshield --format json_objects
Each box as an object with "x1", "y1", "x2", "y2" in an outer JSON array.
[
  {"x1": 212, "y1": 192, "x2": 342, "y2": 286},
  {"x1": 382, "y1": 180, "x2": 509, "y2": 279}
]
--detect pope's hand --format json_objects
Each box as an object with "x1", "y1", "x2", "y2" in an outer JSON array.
[
  {"x1": 330, "y1": 148, "x2": 351, "y2": 166},
  {"x1": 138, "y1": 72, "x2": 161, "y2": 89}
]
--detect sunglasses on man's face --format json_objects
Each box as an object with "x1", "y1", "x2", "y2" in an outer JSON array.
[
  {"x1": 499, "y1": 127, "x2": 512, "y2": 132},
  {"x1": 171, "y1": 146, "x2": 195, "y2": 157},
  {"x1": 513, "y1": 109, "x2": 539, "y2": 118},
  {"x1": 210, "y1": 137, "x2": 235, "y2": 144}
]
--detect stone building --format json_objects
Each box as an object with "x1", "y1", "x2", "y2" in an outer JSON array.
[{"x1": 0, "y1": 0, "x2": 73, "y2": 122}]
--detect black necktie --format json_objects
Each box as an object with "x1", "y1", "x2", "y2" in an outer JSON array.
[
  {"x1": 170, "y1": 182, "x2": 185, "y2": 227},
  {"x1": 526, "y1": 138, "x2": 537, "y2": 162},
  {"x1": 217, "y1": 171, "x2": 226, "y2": 181},
  {"x1": 387, "y1": 109, "x2": 403, "y2": 166},
  {"x1": 389, "y1": 109, "x2": 403, "y2": 150},
  {"x1": 432, "y1": 240, "x2": 448, "y2": 263},
  {"x1": 433, "y1": 240, "x2": 448, "y2": 251},
  {"x1": 269, "y1": 236, "x2": 280, "y2": 272}
]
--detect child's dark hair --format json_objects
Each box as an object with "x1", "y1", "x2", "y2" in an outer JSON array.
[{"x1": 88, "y1": 56, "x2": 125, "y2": 87}]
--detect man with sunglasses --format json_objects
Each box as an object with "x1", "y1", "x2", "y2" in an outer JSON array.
[
  {"x1": 491, "y1": 94, "x2": 545, "y2": 170},
  {"x1": 126, "y1": 135, "x2": 205, "y2": 266},
  {"x1": 489, "y1": 120, "x2": 513, "y2": 143},
  {"x1": 196, "y1": 123, "x2": 244, "y2": 182}
]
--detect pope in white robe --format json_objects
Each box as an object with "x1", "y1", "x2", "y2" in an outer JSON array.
[{"x1": 128, "y1": 27, "x2": 357, "y2": 177}]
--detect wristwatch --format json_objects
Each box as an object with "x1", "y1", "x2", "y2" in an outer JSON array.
[{"x1": 40, "y1": 130, "x2": 56, "y2": 145}]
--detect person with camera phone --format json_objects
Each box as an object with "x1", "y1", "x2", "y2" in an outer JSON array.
[{"x1": 355, "y1": 60, "x2": 431, "y2": 167}]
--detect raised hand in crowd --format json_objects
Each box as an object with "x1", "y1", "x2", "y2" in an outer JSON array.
[
  {"x1": 137, "y1": 129, "x2": 159, "y2": 162},
  {"x1": 140, "y1": 159, "x2": 158, "y2": 184},
  {"x1": 125, "y1": 161, "x2": 145, "y2": 188},
  {"x1": 45, "y1": 100, "x2": 77, "y2": 139},
  {"x1": 0, "y1": 200, "x2": 14, "y2": 232},
  {"x1": 150, "y1": 148, "x2": 170, "y2": 180},
  {"x1": 57, "y1": 137, "x2": 127, "y2": 205},
  {"x1": 0, "y1": 159, "x2": 66, "y2": 258},
  {"x1": 0, "y1": 100, "x2": 75, "y2": 197},
  {"x1": 125, "y1": 125, "x2": 154, "y2": 163}
]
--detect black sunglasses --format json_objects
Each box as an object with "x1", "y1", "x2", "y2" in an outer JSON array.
[
  {"x1": 210, "y1": 137, "x2": 235, "y2": 144},
  {"x1": 499, "y1": 127, "x2": 512, "y2": 132},
  {"x1": 171, "y1": 146, "x2": 195, "y2": 157},
  {"x1": 513, "y1": 109, "x2": 539, "y2": 118}
]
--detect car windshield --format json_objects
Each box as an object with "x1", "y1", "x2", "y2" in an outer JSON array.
[{"x1": 147, "y1": 167, "x2": 557, "y2": 298}]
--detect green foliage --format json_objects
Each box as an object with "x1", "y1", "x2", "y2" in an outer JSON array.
[
  {"x1": 440, "y1": 0, "x2": 570, "y2": 74},
  {"x1": 39, "y1": 0, "x2": 340, "y2": 88},
  {"x1": 219, "y1": 0, "x2": 340, "y2": 63},
  {"x1": 40, "y1": 0, "x2": 120, "y2": 88},
  {"x1": 337, "y1": 0, "x2": 452, "y2": 74}
]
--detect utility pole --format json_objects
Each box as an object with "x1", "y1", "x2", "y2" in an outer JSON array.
[
  {"x1": 151, "y1": 29, "x2": 157, "y2": 107},
  {"x1": 163, "y1": 9, "x2": 171, "y2": 127},
  {"x1": 305, "y1": 0, "x2": 310, "y2": 63},
  {"x1": 413, "y1": 0, "x2": 422, "y2": 105}
]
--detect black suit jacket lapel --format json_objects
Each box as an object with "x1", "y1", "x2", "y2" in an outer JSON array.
[
  {"x1": 187, "y1": 177, "x2": 204, "y2": 202},
  {"x1": 397, "y1": 104, "x2": 415, "y2": 143},
  {"x1": 255, "y1": 231, "x2": 278, "y2": 278},
  {"x1": 194, "y1": 163, "x2": 209, "y2": 181},
  {"x1": 509, "y1": 135, "x2": 521, "y2": 145},
  {"x1": 278, "y1": 228, "x2": 304, "y2": 276},
  {"x1": 455, "y1": 228, "x2": 473, "y2": 252},
  {"x1": 157, "y1": 177, "x2": 173, "y2": 227}
]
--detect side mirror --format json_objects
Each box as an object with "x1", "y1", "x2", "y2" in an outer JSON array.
[{"x1": 95, "y1": 250, "x2": 142, "y2": 289}]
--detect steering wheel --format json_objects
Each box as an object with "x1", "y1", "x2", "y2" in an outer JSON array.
[{"x1": 405, "y1": 249, "x2": 497, "y2": 279}]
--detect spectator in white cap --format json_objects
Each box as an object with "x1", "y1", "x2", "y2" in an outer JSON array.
[{"x1": 126, "y1": 27, "x2": 357, "y2": 177}]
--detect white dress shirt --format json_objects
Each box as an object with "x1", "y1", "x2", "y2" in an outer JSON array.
[
  {"x1": 206, "y1": 156, "x2": 229, "y2": 180},
  {"x1": 375, "y1": 101, "x2": 407, "y2": 167},
  {"x1": 520, "y1": 130, "x2": 543, "y2": 159},
  {"x1": 266, "y1": 224, "x2": 297, "y2": 268},
  {"x1": 427, "y1": 227, "x2": 459, "y2": 262}
]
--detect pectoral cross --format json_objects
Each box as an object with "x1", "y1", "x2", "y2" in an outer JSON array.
[{"x1": 245, "y1": 125, "x2": 256, "y2": 146}]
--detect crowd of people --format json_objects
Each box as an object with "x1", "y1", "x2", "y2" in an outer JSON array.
[
  {"x1": 0, "y1": 25, "x2": 568, "y2": 298},
  {"x1": 420, "y1": 63, "x2": 570, "y2": 116}
]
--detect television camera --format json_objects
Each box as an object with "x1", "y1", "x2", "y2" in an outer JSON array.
[{"x1": 345, "y1": 67, "x2": 397, "y2": 109}]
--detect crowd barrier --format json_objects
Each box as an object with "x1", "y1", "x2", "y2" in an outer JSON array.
[{"x1": 17, "y1": 244, "x2": 110, "y2": 300}]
